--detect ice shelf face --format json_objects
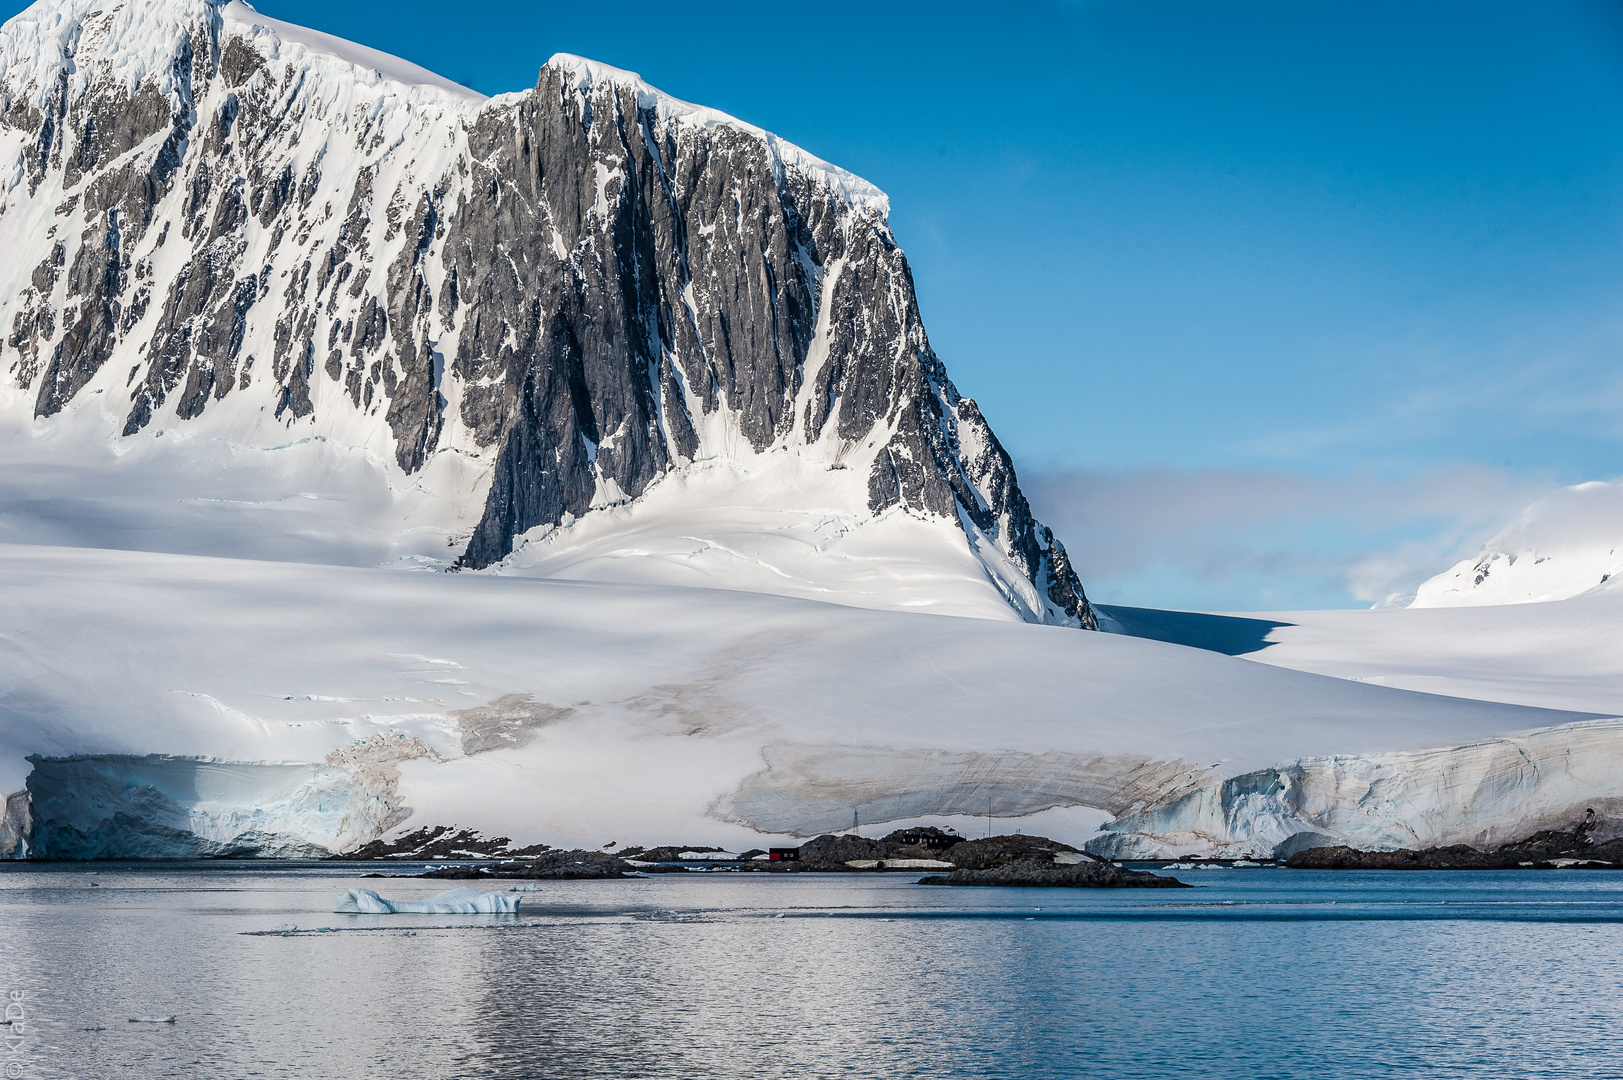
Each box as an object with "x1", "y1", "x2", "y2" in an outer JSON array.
[
  {"x1": 22, "y1": 752, "x2": 410, "y2": 858},
  {"x1": 0, "y1": 0, "x2": 1094, "y2": 629},
  {"x1": 1087, "y1": 718, "x2": 1623, "y2": 860}
]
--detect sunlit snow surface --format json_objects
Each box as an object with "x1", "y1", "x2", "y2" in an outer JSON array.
[{"x1": 0, "y1": 539, "x2": 1613, "y2": 858}]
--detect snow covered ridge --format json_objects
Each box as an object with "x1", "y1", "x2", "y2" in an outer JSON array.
[
  {"x1": 0, "y1": 0, "x2": 1092, "y2": 627},
  {"x1": 1412, "y1": 480, "x2": 1623, "y2": 608},
  {"x1": 542, "y1": 53, "x2": 889, "y2": 216}
]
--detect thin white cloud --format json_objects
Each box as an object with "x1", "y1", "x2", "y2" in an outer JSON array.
[{"x1": 1022, "y1": 463, "x2": 1565, "y2": 610}]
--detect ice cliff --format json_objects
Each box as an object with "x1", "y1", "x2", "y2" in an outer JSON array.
[{"x1": 1088, "y1": 718, "x2": 1623, "y2": 860}]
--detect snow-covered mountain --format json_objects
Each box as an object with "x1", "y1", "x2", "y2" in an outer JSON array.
[
  {"x1": 0, "y1": 0, "x2": 1092, "y2": 626},
  {"x1": 2, "y1": 0, "x2": 1620, "y2": 864},
  {"x1": 1411, "y1": 480, "x2": 1623, "y2": 608}
]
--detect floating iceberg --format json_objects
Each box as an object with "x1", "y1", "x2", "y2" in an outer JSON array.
[{"x1": 333, "y1": 888, "x2": 520, "y2": 914}]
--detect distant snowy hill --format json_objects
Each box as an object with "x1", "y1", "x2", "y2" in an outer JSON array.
[
  {"x1": 0, "y1": 0, "x2": 1091, "y2": 626},
  {"x1": 1411, "y1": 480, "x2": 1623, "y2": 608}
]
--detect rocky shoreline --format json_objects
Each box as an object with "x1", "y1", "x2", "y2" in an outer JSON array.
[
  {"x1": 343, "y1": 816, "x2": 1623, "y2": 882},
  {"x1": 347, "y1": 828, "x2": 1191, "y2": 888},
  {"x1": 917, "y1": 857, "x2": 1190, "y2": 889},
  {"x1": 1284, "y1": 815, "x2": 1623, "y2": 870}
]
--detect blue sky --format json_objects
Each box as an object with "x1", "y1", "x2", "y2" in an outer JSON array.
[{"x1": 10, "y1": 0, "x2": 1621, "y2": 609}]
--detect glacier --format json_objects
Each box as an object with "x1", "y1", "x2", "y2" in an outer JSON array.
[
  {"x1": 0, "y1": 542, "x2": 1617, "y2": 859},
  {"x1": 26, "y1": 753, "x2": 368, "y2": 859},
  {"x1": 1088, "y1": 718, "x2": 1623, "y2": 860}
]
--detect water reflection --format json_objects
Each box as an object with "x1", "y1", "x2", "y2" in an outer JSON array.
[{"x1": 2, "y1": 865, "x2": 1622, "y2": 1078}]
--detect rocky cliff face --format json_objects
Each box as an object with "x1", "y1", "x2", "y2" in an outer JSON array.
[{"x1": 0, "y1": 0, "x2": 1095, "y2": 628}]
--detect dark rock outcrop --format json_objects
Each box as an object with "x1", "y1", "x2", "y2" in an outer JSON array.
[
  {"x1": 634, "y1": 844, "x2": 731, "y2": 863},
  {"x1": 1285, "y1": 845, "x2": 1530, "y2": 870},
  {"x1": 939, "y1": 833, "x2": 1083, "y2": 870},
  {"x1": 918, "y1": 856, "x2": 1189, "y2": 888},
  {"x1": 421, "y1": 848, "x2": 635, "y2": 879},
  {"x1": 796, "y1": 833, "x2": 892, "y2": 864},
  {"x1": 340, "y1": 825, "x2": 552, "y2": 861},
  {"x1": 1285, "y1": 813, "x2": 1623, "y2": 869}
]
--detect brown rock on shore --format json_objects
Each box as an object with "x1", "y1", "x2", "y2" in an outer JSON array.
[
  {"x1": 918, "y1": 856, "x2": 1189, "y2": 888},
  {"x1": 1285, "y1": 814, "x2": 1623, "y2": 870}
]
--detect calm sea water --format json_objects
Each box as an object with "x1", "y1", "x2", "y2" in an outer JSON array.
[{"x1": 2, "y1": 863, "x2": 1621, "y2": 1079}]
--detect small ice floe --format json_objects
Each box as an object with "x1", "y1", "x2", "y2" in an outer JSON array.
[
  {"x1": 679, "y1": 851, "x2": 741, "y2": 861},
  {"x1": 507, "y1": 883, "x2": 542, "y2": 892},
  {"x1": 129, "y1": 1016, "x2": 176, "y2": 1024},
  {"x1": 333, "y1": 887, "x2": 520, "y2": 914}
]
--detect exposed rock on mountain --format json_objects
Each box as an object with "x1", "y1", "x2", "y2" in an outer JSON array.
[{"x1": 0, "y1": 0, "x2": 1094, "y2": 627}]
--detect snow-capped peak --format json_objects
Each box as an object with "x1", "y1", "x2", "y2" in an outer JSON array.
[
  {"x1": 0, "y1": 0, "x2": 485, "y2": 111},
  {"x1": 220, "y1": 1, "x2": 486, "y2": 105},
  {"x1": 0, "y1": 0, "x2": 212, "y2": 108},
  {"x1": 0, "y1": 0, "x2": 1090, "y2": 629}
]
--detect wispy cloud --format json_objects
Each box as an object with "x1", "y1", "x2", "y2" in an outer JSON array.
[{"x1": 1022, "y1": 463, "x2": 1565, "y2": 611}]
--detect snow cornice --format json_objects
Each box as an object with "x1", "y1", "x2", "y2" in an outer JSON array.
[{"x1": 539, "y1": 52, "x2": 890, "y2": 218}]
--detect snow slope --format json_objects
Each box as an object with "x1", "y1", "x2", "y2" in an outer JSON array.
[
  {"x1": 1, "y1": 542, "x2": 1609, "y2": 858},
  {"x1": 1103, "y1": 589, "x2": 1623, "y2": 716},
  {"x1": 1412, "y1": 480, "x2": 1623, "y2": 608}
]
